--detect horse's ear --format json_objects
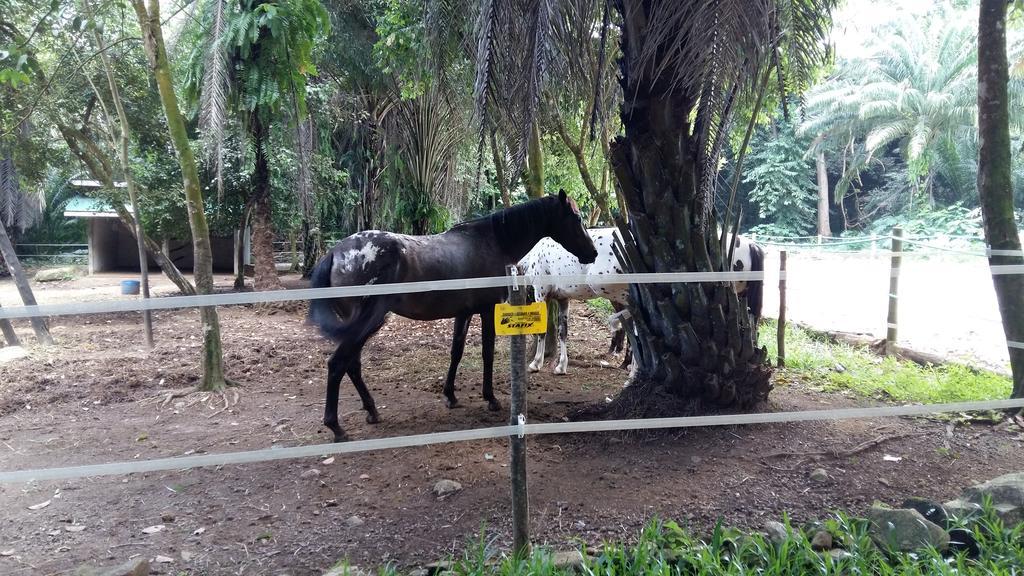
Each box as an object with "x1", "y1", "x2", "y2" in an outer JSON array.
[{"x1": 558, "y1": 189, "x2": 567, "y2": 204}]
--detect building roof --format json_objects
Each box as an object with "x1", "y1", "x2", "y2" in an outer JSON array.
[
  {"x1": 69, "y1": 179, "x2": 127, "y2": 188},
  {"x1": 63, "y1": 195, "x2": 132, "y2": 219}
]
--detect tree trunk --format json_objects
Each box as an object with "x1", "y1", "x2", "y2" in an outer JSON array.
[
  {"x1": 0, "y1": 301, "x2": 19, "y2": 346},
  {"x1": 978, "y1": 0, "x2": 1024, "y2": 399},
  {"x1": 0, "y1": 222, "x2": 53, "y2": 344},
  {"x1": 234, "y1": 196, "x2": 255, "y2": 289},
  {"x1": 85, "y1": 0, "x2": 154, "y2": 345},
  {"x1": 552, "y1": 112, "x2": 611, "y2": 221},
  {"x1": 490, "y1": 132, "x2": 512, "y2": 208},
  {"x1": 816, "y1": 150, "x2": 832, "y2": 237},
  {"x1": 600, "y1": 7, "x2": 770, "y2": 418},
  {"x1": 132, "y1": 0, "x2": 228, "y2": 391},
  {"x1": 525, "y1": 121, "x2": 544, "y2": 199},
  {"x1": 250, "y1": 116, "x2": 283, "y2": 291}
]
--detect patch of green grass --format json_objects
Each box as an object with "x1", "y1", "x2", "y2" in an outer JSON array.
[
  {"x1": 585, "y1": 298, "x2": 614, "y2": 317},
  {"x1": 758, "y1": 320, "x2": 1011, "y2": 403}
]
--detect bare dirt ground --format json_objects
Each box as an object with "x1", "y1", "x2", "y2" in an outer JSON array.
[{"x1": 0, "y1": 268, "x2": 1019, "y2": 575}]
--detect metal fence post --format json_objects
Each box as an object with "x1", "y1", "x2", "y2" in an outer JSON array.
[
  {"x1": 506, "y1": 265, "x2": 530, "y2": 557},
  {"x1": 886, "y1": 227, "x2": 903, "y2": 355},
  {"x1": 777, "y1": 250, "x2": 787, "y2": 367}
]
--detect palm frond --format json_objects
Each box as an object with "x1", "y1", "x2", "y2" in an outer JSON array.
[
  {"x1": 0, "y1": 154, "x2": 15, "y2": 229},
  {"x1": 199, "y1": 0, "x2": 229, "y2": 199}
]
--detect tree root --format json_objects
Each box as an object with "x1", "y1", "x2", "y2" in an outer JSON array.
[
  {"x1": 758, "y1": 429, "x2": 931, "y2": 471},
  {"x1": 142, "y1": 387, "x2": 240, "y2": 413}
]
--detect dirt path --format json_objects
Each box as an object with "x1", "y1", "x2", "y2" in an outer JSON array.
[{"x1": 1, "y1": 294, "x2": 1021, "y2": 575}]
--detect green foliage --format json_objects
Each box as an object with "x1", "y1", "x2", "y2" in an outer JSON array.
[
  {"x1": 15, "y1": 168, "x2": 85, "y2": 245},
  {"x1": 864, "y1": 203, "x2": 983, "y2": 239},
  {"x1": 185, "y1": 0, "x2": 330, "y2": 121},
  {"x1": 759, "y1": 321, "x2": 1012, "y2": 403},
  {"x1": 744, "y1": 118, "x2": 817, "y2": 237},
  {"x1": 335, "y1": 505, "x2": 1024, "y2": 575},
  {"x1": 586, "y1": 297, "x2": 614, "y2": 317},
  {"x1": 801, "y1": 2, "x2": 1024, "y2": 216}
]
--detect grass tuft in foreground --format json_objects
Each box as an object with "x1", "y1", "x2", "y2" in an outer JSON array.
[{"x1": 338, "y1": 503, "x2": 1024, "y2": 575}]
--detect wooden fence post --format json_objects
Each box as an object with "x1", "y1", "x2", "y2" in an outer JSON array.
[
  {"x1": 506, "y1": 265, "x2": 530, "y2": 557},
  {"x1": 886, "y1": 227, "x2": 903, "y2": 355},
  {"x1": 777, "y1": 250, "x2": 787, "y2": 367}
]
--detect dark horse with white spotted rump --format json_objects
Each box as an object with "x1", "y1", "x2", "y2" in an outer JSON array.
[{"x1": 308, "y1": 191, "x2": 598, "y2": 442}]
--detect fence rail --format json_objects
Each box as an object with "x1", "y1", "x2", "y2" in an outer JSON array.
[{"x1": 3, "y1": 231, "x2": 1024, "y2": 554}]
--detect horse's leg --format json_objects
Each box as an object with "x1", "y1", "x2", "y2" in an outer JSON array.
[
  {"x1": 480, "y1": 309, "x2": 501, "y2": 411},
  {"x1": 620, "y1": 339, "x2": 633, "y2": 371},
  {"x1": 608, "y1": 301, "x2": 626, "y2": 355},
  {"x1": 324, "y1": 345, "x2": 351, "y2": 442},
  {"x1": 347, "y1": 349, "x2": 380, "y2": 424},
  {"x1": 528, "y1": 332, "x2": 545, "y2": 372},
  {"x1": 322, "y1": 297, "x2": 389, "y2": 442},
  {"x1": 443, "y1": 314, "x2": 471, "y2": 409},
  {"x1": 553, "y1": 298, "x2": 569, "y2": 375}
]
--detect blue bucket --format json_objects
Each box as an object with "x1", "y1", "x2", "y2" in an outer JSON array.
[{"x1": 121, "y1": 280, "x2": 140, "y2": 295}]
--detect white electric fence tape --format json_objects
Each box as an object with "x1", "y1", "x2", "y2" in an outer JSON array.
[
  {"x1": 2, "y1": 398, "x2": 1024, "y2": 484},
  {"x1": 0, "y1": 271, "x2": 776, "y2": 320}
]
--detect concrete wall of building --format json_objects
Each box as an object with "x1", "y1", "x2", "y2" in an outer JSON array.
[
  {"x1": 88, "y1": 219, "x2": 119, "y2": 273},
  {"x1": 86, "y1": 218, "x2": 235, "y2": 273}
]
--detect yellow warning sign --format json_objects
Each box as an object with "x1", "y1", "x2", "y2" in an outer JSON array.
[{"x1": 494, "y1": 301, "x2": 548, "y2": 336}]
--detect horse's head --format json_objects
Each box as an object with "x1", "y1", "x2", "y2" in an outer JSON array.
[{"x1": 548, "y1": 189, "x2": 598, "y2": 264}]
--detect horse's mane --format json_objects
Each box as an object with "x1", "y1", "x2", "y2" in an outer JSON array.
[{"x1": 450, "y1": 196, "x2": 555, "y2": 255}]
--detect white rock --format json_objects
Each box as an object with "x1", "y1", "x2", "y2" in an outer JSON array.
[{"x1": 432, "y1": 479, "x2": 462, "y2": 496}]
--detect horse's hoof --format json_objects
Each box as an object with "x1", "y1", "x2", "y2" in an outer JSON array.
[
  {"x1": 487, "y1": 399, "x2": 502, "y2": 412},
  {"x1": 446, "y1": 398, "x2": 461, "y2": 409},
  {"x1": 333, "y1": 432, "x2": 349, "y2": 443},
  {"x1": 366, "y1": 411, "x2": 380, "y2": 424},
  {"x1": 553, "y1": 366, "x2": 567, "y2": 375},
  {"x1": 527, "y1": 364, "x2": 540, "y2": 373}
]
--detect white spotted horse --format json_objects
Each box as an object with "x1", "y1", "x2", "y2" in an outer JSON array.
[
  {"x1": 518, "y1": 228, "x2": 765, "y2": 375},
  {"x1": 308, "y1": 191, "x2": 598, "y2": 442},
  {"x1": 519, "y1": 228, "x2": 629, "y2": 375}
]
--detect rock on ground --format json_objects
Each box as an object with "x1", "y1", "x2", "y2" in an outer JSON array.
[
  {"x1": 762, "y1": 520, "x2": 790, "y2": 545},
  {"x1": 0, "y1": 346, "x2": 28, "y2": 363},
  {"x1": 866, "y1": 505, "x2": 949, "y2": 552},
  {"x1": 73, "y1": 558, "x2": 149, "y2": 576},
  {"x1": 34, "y1": 267, "x2": 77, "y2": 282},
  {"x1": 951, "y1": 472, "x2": 1024, "y2": 525},
  {"x1": 433, "y1": 479, "x2": 462, "y2": 497}
]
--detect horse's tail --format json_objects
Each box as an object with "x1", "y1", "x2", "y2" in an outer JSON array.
[
  {"x1": 747, "y1": 242, "x2": 765, "y2": 325},
  {"x1": 308, "y1": 250, "x2": 348, "y2": 341}
]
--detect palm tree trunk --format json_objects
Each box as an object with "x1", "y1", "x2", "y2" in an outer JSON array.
[
  {"x1": 816, "y1": 150, "x2": 832, "y2": 237},
  {"x1": 978, "y1": 0, "x2": 1024, "y2": 399},
  {"x1": 603, "y1": 7, "x2": 770, "y2": 417},
  {"x1": 250, "y1": 115, "x2": 283, "y2": 291},
  {"x1": 0, "y1": 221, "x2": 53, "y2": 344},
  {"x1": 132, "y1": 0, "x2": 228, "y2": 391}
]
